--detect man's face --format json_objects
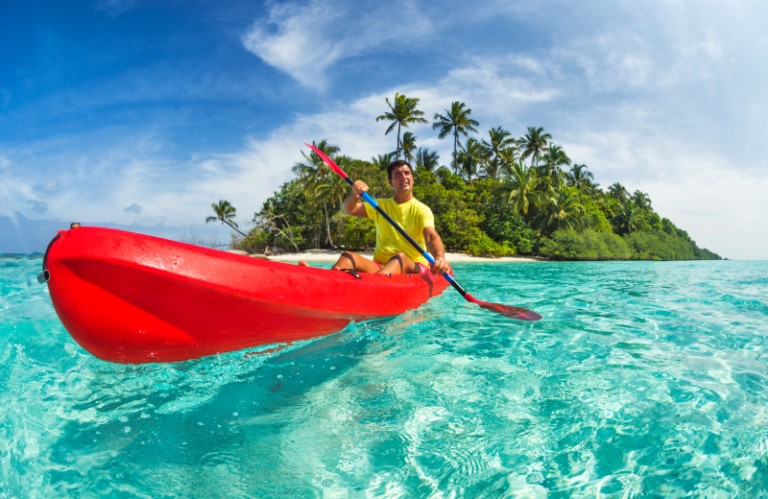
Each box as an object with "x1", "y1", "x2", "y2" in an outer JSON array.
[{"x1": 389, "y1": 165, "x2": 413, "y2": 194}]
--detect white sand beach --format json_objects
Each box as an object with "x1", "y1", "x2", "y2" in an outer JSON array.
[{"x1": 229, "y1": 248, "x2": 544, "y2": 263}]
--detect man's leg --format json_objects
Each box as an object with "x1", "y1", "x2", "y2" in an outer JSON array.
[
  {"x1": 376, "y1": 252, "x2": 421, "y2": 275},
  {"x1": 331, "y1": 251, "x2": 381, "y2": 273}
]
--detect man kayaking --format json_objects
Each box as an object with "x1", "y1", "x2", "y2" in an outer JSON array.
[{"x1": 302, "y1": 160, "x2": 450, "y2": 276}]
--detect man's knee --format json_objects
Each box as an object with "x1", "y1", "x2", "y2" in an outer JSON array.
[
  {"x1": 341, "y1": 250, "x2": 359, "y2": 260},
  {"x1": 332, "y1": 251, "x2": 359, "y2": 271},
  {"x1": 384, "y1": 252, "x2": 412, "y2": 273}
]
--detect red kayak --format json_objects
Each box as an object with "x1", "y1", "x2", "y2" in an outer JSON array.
[{"x1": 43, "y1": 226, "x2": 449, "y2": 364}]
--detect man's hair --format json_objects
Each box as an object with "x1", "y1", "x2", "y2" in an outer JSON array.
[{"x1": 387, "y1": 159, "x2": 413, "y2": 180}]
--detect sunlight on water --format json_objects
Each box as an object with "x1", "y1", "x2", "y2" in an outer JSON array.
[{"x1": 1, "y1": 256, "x2": 767, "y2": 497}]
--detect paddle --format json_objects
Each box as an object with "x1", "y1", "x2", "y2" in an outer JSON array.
[{"x1": 305, "y1": 143, "x2": 542, "y2": 321}]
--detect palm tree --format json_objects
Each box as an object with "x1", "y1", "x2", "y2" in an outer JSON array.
[
  {"x1": 519, "y1": 126, "x2": 552, "y2": 167},
  {"x1": 538, "y1": 144, "x2": 571, "y2": 188},
  {"x1": 607, "y1": 182, "x2": 629, "y2": 203},
  {"x1": 415, "y1": 148, "x2": 440, "y2": 171},
  {"x1": 456, "y1": 138, "x2": 486, "y2": 184},
  {"x1": 376, "y1": 93, "x2": 427, "y2": 159},
  {"x1": 371, "y1": 152, "x2": 395, "y2": 171},
  {"x1": 497, "y1": 161, "x2": 546, "y2": 217},
  {"x1": 597, "y1": 195, "x2": 617, "y2": 218},
  {"x1": 538, "y1": 189, "x2": 584, "y2": 235},
  {"x1": 293, "y1": 140, "x2": 341, "y2": 248},
  {"x1": 480, "y1": 126, "x2": 518, "y2": 180},
  {"x1": 612, "y1": 200, "x2": 643, "y2": 235},
  {"x1": 206, "y1": 200, "x2": 247, "y2": 236},
  {"x1": 432, "y1": 101, "x2": 479, "y2": 173},
  {"x1": 566, "y1": 164, "x2": 595, "y2": 193},
  {"x1": 316, "y1": 156, "x2": 354, "y2": 222},
  {"x1": 400, "y1": 132, "x2": 417, "y2": 164},
  {"x1": 631, "y1": 190, "x2": 653, "y2": 212}
]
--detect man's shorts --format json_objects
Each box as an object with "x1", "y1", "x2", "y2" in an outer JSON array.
[{"x1": 374, "y1": 261, "x2": 430, "y2": 274}]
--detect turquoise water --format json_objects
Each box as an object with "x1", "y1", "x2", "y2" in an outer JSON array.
[{"x1": 2, "y1": 256, "x2": 768, "y2": 498}]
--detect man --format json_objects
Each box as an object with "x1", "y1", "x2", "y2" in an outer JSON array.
[{"x1": 320, "y1": 159, "x2": 450, "y2": 276}]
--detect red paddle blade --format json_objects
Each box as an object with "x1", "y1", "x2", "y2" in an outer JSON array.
[
  {"x1": 465, "y1": 294, "x2": 542, "y2": 321},
  {"x1": 305, "y1": 143, "x2": 349, "y2": 179}
]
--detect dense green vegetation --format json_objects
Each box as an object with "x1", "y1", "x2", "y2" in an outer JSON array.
[{"x1": 214, "y1": 95, "x2": 721, "y2": 261}]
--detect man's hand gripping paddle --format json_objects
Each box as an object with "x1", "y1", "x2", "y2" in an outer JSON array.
[{"x1": 305, "y1": 143, "x2": 542, "y2": 321}]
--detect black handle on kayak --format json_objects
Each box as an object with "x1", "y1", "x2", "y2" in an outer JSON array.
[{"x1": 38, "y1": 232, "x2": 61, "y2": 283}]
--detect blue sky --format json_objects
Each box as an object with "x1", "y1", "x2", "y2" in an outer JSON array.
[{"x1": 1, "y1": 0, "x2": 766, "y2": 259}]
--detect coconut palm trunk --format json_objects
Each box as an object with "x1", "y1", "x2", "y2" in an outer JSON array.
[
  {"x1": 323, "y1": 201, "x2": 335, "y2": 248},
  {"x1": 396, "y1": 122, "x2": 402, "y2": 159},
  {"x1": 227, "y1": 222, "x2": 247, "y2": 237},
  {"x1": 453, "y1": 131, "x2": 459, "y2": 173}
]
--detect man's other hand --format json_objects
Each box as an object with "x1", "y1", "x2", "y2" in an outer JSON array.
[{"x1": 431, "y1": 256, "x2": 450, "y2": 276}]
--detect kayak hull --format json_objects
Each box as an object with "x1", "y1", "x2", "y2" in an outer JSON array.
[{"x1": 45, "y1": 227, "x2": 449, "y2": 364}]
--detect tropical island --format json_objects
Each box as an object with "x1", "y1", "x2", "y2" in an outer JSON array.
[{"x1": 206, "y1": 94, "x2": 721, "y2": 261}]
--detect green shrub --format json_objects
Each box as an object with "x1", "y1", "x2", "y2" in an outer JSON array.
[
  {"x1": 516, "y1": 235, "x2": 535, "y2": 254},
  {"x1": 661, "y1": 217, "x2": 677, "y2": 236},
  {"x1": 624, "y1": 231, "x2": 664, "y2": 260},
  {"x1": 233, "y1": 229, "x2": 271, "y2": 254},
  {"x1": 467, "y1": 232, "x2": 516, "y2": 257},
  {"x1": 584, "y1": 207, "x2": 612, "y2": 232},
  {"x1": 414, "y1": 180, "x2": 483, "y2": 250},
  {"x1": 480, "y1": 210, "x2": 538, "y2": 254},
  {"x1": 275, "y1": 226, "x2": 304, "y2": 252},
  {"x1": 597, "y1": 230, "x2": 633, "y2": 259},
  {"x1": 259, "y1": 180, "x2": 315, "y2": 250},
  {"x1": 437, "y1": 209, "x2": 483, "y2": 250},
  {"x1": 538, "y1": 229, "x2": 631, "y2": 260},
  {"x1": 645, "y1": 212, "x2": 663, "y2": 231},
  {"x1": 339, "y1": 216, "x2": 376, "y2": 249},
  {"x1": 623, "y1": 230, "x2": 695, "y2": 260}
]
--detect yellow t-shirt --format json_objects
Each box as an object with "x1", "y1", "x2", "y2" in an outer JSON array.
[{"x1": 363, "y1": 197, "x2": 435, "y2": 266}]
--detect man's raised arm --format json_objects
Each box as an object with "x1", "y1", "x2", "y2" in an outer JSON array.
[{"x1": 341, "y1": 180, "x2": 369, "y2": 218}]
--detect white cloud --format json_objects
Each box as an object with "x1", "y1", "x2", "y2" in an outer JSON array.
[
  {"x1": 124, "y1": 202, "x2": 142, "y2": 213},
  {"x1": 0, "y1": 161, "x2": 43, "y2": 222},
  {"x1": 547, "y1": 19, "x2": 732, "y2": 96},
  {"x1": 241, "y1": 0, "x2": 433, "y2": 89}
]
